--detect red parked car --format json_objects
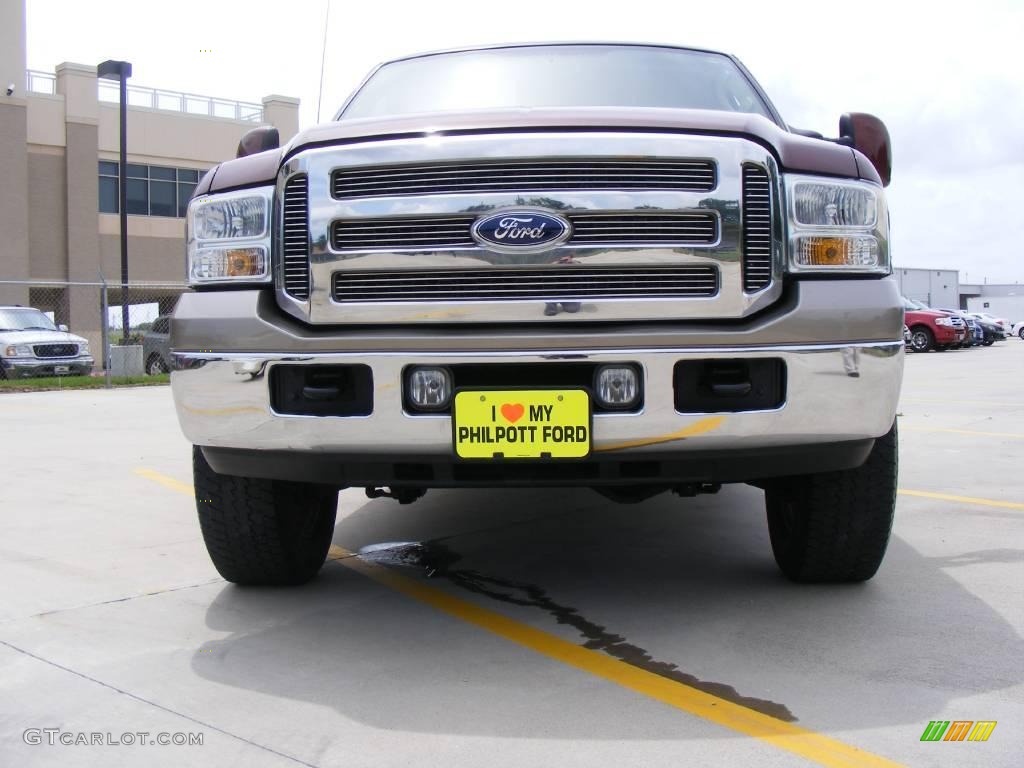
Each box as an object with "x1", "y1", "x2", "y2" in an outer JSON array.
[{"x1": 903, "y1": 297, "x2": 966, "y2": 352}]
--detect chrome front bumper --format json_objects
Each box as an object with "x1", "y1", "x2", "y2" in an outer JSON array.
[
  {"x1": 1, "y1": 356, "x2": 94, "y2": 377},
  {"x1": 171, "y1": 341, "x2": 903, "y2": 456}
]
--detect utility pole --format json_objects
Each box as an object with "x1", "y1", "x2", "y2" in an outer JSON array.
[{"x1": 97, "y1": 60, "x2": 132, "y2": 341}]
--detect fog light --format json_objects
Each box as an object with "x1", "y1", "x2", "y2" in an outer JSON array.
[
  {"x1": 407, "y1": 367, "x2": 452, "y2": 410},
  {"x1": 595, "y1": 365, "x2": 639, "y2": 408}
]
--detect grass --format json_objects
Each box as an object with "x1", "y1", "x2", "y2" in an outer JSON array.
[{"x1": 0, "y1": 373, "x2": 170, "y2": 392}]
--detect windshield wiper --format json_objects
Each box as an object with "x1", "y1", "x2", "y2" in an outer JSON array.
[{"x1": 22, "y1": 326, "x2": 54, "y2": 330}]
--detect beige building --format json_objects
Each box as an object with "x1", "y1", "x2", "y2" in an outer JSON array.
[{"x1": 1, "y1": 0, "x2": 298, "y2": 352}]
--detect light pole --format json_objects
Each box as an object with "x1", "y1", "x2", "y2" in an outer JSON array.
[{"x1": 97, "y1": 59, "x2": 132, "y2": 343}]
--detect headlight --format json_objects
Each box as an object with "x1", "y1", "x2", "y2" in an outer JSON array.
[
  {"x1": 934, "y1": 317, "x2": 953, "y2": 327},
  {"x1": 194, "y1": 196, "x2": 267, "y2": 240},
  {"x1": 79, "y1": 341, "x2": 90, "y2": 354},
  {"x1": 4, "y1": 345, "x2": 33, "y2": 358},
  {"x1": 187, "y1": 187, "x2": 273, "y2": 285},
  {"x1": 785, "y1": 176, "x2": 889, "y2": 274}
]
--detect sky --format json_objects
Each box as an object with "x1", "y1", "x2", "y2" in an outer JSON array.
[{"x1": 25, "y1": 0, "x2": 1024, "y2": 283}]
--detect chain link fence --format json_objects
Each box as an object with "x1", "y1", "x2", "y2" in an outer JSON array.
[{"x1": 0, "y1": 279, "x2": 189, "y2": 386}]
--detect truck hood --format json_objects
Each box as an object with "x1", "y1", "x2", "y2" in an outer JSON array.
[
  {"x1": 203, "y1": 107, "x2": 873, "y2": 194},
  {"x1": 0, "y1": 330, "x2": 86, "y2": 347}
]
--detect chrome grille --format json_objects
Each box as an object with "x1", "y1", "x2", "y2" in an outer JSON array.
[
  {"x1": 332, "y1": 212, "x2": 718, "y2": 251},
  {"x1": 33, "y1": 343, "x2": 77, "y2": 358},
  {"x1": 333, "y1": 266, "x2": 718, "y2": 303},
  {"x1": 282, "y1": 174, "x2": 311, "y2": 299},
  {"x1": 277, "y1": 132, "x2": 786, "y2": 325},
  {"x1": 741, "y1": 164, "x2": 772, "y2": 292},
  {"x1": 332, "y1": 159, "x2": 717, "y2": 199}
]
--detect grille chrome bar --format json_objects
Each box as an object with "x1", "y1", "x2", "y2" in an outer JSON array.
[
  {"x1": 333, "y1": 266, "x2": 718, "y2": 303},
  {"x1": 568, "y1": 213, "x2": 717, "y2": 245},
  {"x1": 282, "y1": 174, "x2": 311, "y2": 299},
  {"x1": 333, "y1": 159, "x2": 716, "y2": 199},
  {"x1": 741, "y1": 164, "x2": 773, "y2": 292},
  {"x1": 332, "y1": 212, "x2": 718, "y2": 251}
]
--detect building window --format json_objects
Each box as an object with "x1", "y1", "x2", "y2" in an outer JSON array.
[
  {"x1": 98, "y1": 161, "x2": 206, "y2": 218},
  {"x1": 126, "y1": 178, "x2": 148, "y2": 215},
  {"x1": 98, "y1": 161, "x2": 118, "y2": 213},
  {"x1": 177, "y1": 169, "x2": 199, "y2": 217}
]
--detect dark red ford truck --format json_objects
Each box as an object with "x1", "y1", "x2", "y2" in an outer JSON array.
[{"x1": 171, "y1": 43, "x2": 903, "y2": 586}]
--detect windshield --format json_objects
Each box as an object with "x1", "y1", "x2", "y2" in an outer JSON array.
[
  {"x1": 0, "y1": 307, "x2": 57, "y2": 332},
  {"x1": 341, "y1": 45, "x2": 774, "y2": 121}
]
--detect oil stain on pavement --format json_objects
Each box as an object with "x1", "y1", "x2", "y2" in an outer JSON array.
[{"x1": 357, "y1": 540, "x2": 796, "y2": 722}]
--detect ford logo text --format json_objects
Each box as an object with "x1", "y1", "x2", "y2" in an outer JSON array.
[{"x1": 471, "y1": 210, "x2": 572, "y2": 253}]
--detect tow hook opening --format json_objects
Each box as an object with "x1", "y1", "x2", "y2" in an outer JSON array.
[
  {"x1": 270, "y1": 364, "x2": 373, "y2": 417},
  {"x1": 365, "y1": 487, "x2": 427, "y2": 505},
  {"x1": 674, "y1": 358, "x2": 786, "y2": 413}
]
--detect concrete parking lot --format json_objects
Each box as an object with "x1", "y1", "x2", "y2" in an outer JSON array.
[{"x1": 1, "y1": 341, "x2": 1021, "y2": 767}]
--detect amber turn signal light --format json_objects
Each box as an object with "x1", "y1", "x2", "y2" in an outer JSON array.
[
  {"x1": 794, "y1": 236, "x2": 878, "y2": 268},
  {"x1": 225, "y1": 248, "x2": 264, "y2": 277}
]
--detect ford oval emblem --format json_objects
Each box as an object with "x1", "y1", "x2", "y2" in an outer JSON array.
[{"x1": 471, "y1": 210, "x2": 572, "y2": 253}]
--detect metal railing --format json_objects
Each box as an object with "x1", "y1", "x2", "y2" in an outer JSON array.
[
  {"x1": 26, "y1": 69, "x2": 56, "y2": 95},
  {"x1": 24, "y1": 69, "x2": 263, "y2": 122},
  {"x1": 97, "y1": 80, "x2": 263, "y2": 121}
]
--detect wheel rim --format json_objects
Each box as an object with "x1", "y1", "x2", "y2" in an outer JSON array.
[{"x1": 911, "y1": 331, "x2": 929, "y2": 351}]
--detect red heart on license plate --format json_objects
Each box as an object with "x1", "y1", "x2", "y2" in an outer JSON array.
[{"x1": 500, "y1": 403, "x2": 525, "y2": 423}]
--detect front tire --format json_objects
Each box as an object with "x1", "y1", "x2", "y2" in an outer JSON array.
[
  {"x1": 193, "y1": 447, "x2": 338, "y2": 585},
  {"x1": 909, "y1": 326, "x2": 933, "y2": 352},
  {"x1": 766, "y1": 422, "x2": 897, "y2": 583}
]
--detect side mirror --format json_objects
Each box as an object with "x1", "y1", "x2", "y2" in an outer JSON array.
[
  {"x1": 839, "y1": 113, "x2": 891, "y2": 187},
  {"x1": 236, "y1": 126, "x2": 280, "y2": 159},
  {"x1": 58, "y1": 324, "x2": 69, "y2": 332}
]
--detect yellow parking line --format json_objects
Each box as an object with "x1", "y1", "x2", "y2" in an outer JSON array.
[
  {"x1": 898, "y1": 489, "x2": 1024, "y2": 510},
  {"x1": 138, "y1": 466, "x2": 901, "y2": 768},
  {"x1": 901, "y1": 425, "x2": 1024, "y2": 440},
  {"x1": 134, "y1": 468, "x2": 194, "y2": 496}
]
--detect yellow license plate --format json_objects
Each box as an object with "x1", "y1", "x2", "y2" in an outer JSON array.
[{"x1": 453, "y1": 389, "x2": 591, "y2": 459}]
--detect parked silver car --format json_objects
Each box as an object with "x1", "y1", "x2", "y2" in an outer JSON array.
[{"x1": 0, "y1": 306, "x2": 94, "y2": 378}]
